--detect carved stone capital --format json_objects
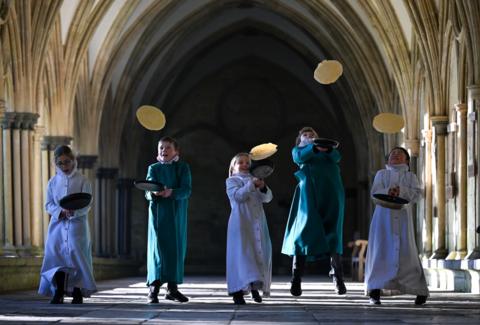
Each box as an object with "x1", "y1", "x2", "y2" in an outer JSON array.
[
  {"x1": 404, "y1": 139, "x2": 420, "y2": 157},
  {"x1": 455, "y1": 103, "x2": 467, "y2": 115},
  {"x1": 77, "y1": 155, "x2": 98, "y2": 170},
  {"x1": 0, "y1": 112, "x2": 39, "y2": 129},
  {"x1": 430, "y1": 116, "x2": 449, "y2": 135},
  {"x1": 41, "y1": 136, "x2": 73, "y2": 151}
]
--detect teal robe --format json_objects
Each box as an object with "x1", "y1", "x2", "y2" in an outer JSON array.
[
  {"x1": 145, "y1": 160, "x2": 191, "y2": 285},
  {"x1": 281, "y1": 144, "x2": 345, "y2": 258}
]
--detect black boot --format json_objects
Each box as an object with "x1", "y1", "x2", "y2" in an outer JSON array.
[
  {"x1": 232, "y1": 291, "x2": 246, "y2": 305},
  {"x1": 330, "y1": 254, "x2": 347, "y2": 295},
  {"x1": 165, "y1": 283, "x2": 189, "y2": 303},
  {"x1": 71, "y1": 287, "x2": 83, "y2": 304},
  {"x1": 415, "y1": 295, "x2": 427, "y2": 305},
  {"x1": 50, "y1": 272, "x2": 65, "y2": 304},
  {"x1": 369, "y1": 289, "x2": 381, "y2": 305},
  {"x1": 251, "y1": 289, "x2": 262, "y2": 303},
  {"x1": 290, "y1": 255, "x2": 305, "y2": 297},
  {"x1": 147, "y1": 280, "x2": 161, "y2": 303}
]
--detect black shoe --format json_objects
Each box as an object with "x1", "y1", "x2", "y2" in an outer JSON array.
[
  {"x1": 290, "y1": 276, "x2": 302, "y2": 296},
  {"x1": 251, "y1": 290, "x2": 262, "y2": 303},
  {"x1": 415, "y1": 295, "x2": 427, "y2": 305},
  {"x1": 50, "y1": 272, "x2": 65, "y2": 304},
  {"x1": 369, "y1": 289, "x2": 381, "y2": 305},
  {"x1": 49, "y1": 291, "x2": 64, "y2": 304},
  {"x1": 71, "y1": 287, "x2": 83, "y2": 304},
  {"x1": 233, "y1": 291, "x2": 246, "y2": 305},
  {"x1": 147, "y1": 284, "x2": 160, "y2": 303},
  {"x1": 333, "y1": 277, "x2": 347, "y2": 295},
  {"x1": 165, "y1": 289, "x2": 189, "y2": 303}
]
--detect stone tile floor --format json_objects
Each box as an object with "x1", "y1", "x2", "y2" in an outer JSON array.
[{"x1": 0, "y1": 276, "x2": 479, "y2": 324}]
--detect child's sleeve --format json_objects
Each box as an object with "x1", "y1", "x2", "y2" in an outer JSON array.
[
  {"x1": 257, "y1": 186, "x2": 273, "y2": 203},
  {"x1": 171, "y1": 163, "x2": 192, "y2": 200},
  {"x1": 398, "y1": 173, "x2": 423, "y2": 203},
  {"x1": 370, "y1": 170, "x2": 389, "y2": 196},
  {"x1": 71, "y1": 179, "x2": 93, "y2": 219},
  {"x1": 145, "y1": 165, "x2": 157, "y2": 201},
  {"x1": 45, "y1": 180, "x2": 62, "y2": 221},
  {"x1": 226, "y1": 177, "x2": 255, "y2": 203},
  {"x1": 292, "y1": 144, "x2": 316, "y2": 164}
]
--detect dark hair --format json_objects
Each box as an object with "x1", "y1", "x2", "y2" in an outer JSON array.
[
  {"x1": 54, "y1": 145, "x2": 74, "y2": 160},
  {"x1": 158, "y1": 136, "x2": 179, "y2": 150},
  {"x1": 388, "y1": 146, "x2": 410, "y2": 167},
  {"x1": 295, "y1": 126, "x2": 319, "y2": 146}
]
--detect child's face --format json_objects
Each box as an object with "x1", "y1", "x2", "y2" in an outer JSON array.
[
  {"x1": 158, "y1": 141, "x2": 178, "y2": 162},
  {"x1": 300, "y1": 131, "x2": 317, "y2": 143},
  {"x1": 233, "y1": 156, "x2": 250, "y2": 174},
  {"x1": 388, "y1": 148, "x2": 408, "y2": 165},
  {"x1": 56, "y1": 154, "x2": 74, "y2": 174}
]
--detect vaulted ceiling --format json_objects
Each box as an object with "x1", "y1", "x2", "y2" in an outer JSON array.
[{"x1": 1, "y1": 0, "x2": 479, "y2": 176}]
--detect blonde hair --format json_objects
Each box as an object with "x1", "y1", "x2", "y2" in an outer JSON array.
[
  {"x1": 228, "y1": 153, "x2": 250, "y2": 176},
  {"x1": 295, "y1": 126, "x2": 319, "y2": 145}
]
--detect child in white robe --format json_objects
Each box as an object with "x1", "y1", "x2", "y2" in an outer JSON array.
[
  {"x1": 365, "y1": 147, "x2": 429, "y2": 305},
  {"x1": 38, "y1": 145, "x2": 96, "y2": 304},
  {"x1": 226, "y1": 153, "x2": 273, "y2": 304}
]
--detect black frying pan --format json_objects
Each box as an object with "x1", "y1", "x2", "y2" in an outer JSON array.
[
  {"x1": 59, "y1": 193, "x2": 92, "y2": 210},
  {"x1": 134, "y1": 180, "x2": 164, "y2": 192}
]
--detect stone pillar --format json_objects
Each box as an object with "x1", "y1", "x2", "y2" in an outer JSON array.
[
  {"x1": 466, "y1": 85, "x2": 480, "y2": 259},
  {"x1": 0, "y1": 112, "x2": 39, "y2": 256},
  {"x1": 40, "y1": 136, "x2": 72, "y2": 244},
  {"x1": 454, "y1": 103, "x2": 468, "y2": 259},
  {"x1": 31, "y1": 126, "x2": 44, "y2": 251},
  {"x1": 422, "y1": 129, "x2": 433, "y2": 258},
  {"x1": 77, "y1": 155, "x2": 97, "y2": 255},
  {"x1": 1, "y1": 112, "x2": 15, "y2": 255},
  {"x1": 430, "y1": 116, "x2": 449, "y2": 259},
  {"x1": 405, "y1": 139, "x2": 421, "y2": 251},
  {"x1": 95, "y1": 167, "x2": 117, "y2": 257},
  {"x1": 117, "y1": 178, "x2": 133, "y2": 256}
]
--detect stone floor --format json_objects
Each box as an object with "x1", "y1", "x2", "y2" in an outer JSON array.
[{"x1": 0, "y1": 276, "x2": 479, "y2": 324}]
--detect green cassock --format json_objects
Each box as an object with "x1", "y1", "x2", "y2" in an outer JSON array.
[
  {"x1": 145, "y1": 160, "x2": 192, "y2": 285},
  {"x1": 281, "y1": 144, "x2": 345, "y2": 258}
]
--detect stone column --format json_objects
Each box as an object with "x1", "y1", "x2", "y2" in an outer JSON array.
[
  {"x1": 0, "y1": 112, "x2": 39, "y2": 256},
  {"x1": 405, "y1": 139, "x2": 421, "y2": 251},
  {"x1": 430, "y1": 116, "x2": 449, "y2": 259},
  {"x1": 422, "y1": 129, "x2": 433, "y2": 258},
  {"x1": 466, "y1": 85, "x2": 480, "y2": 259},
  {"x1": 1, "y1": 112, "x2": 15, "y2": 256},
  {"x1": 31, "y1": 126, "x2": 44, "y2": 251},
  {"x1": 40, "y1": 136, "x2": 72, "y2": 244},
  {"x1": 0, "y1": 102, "x2": 4, "y2": 256},
  {"x1": 116, "y1": 178, "x2": 133, "y2": 256},
  {"x1": 77, "y1": 155, "x2": 97, "y2": 255},
  {"x1": 454, "y1": 103, "x2": 468, "y2": 259},
  {"x1": 95, "y1": 167, "x2": 117, "y2": 257}
]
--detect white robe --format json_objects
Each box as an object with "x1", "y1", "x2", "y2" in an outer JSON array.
[
  {"x1": 38, "y1": 166, "x2": 97, "y2": 297},
  {"x1": 226, "y1": 173, "x2": 273, "y2": 296},
  {"x1": 365, "y1": 164, "x2": 429, "y2": 296}
]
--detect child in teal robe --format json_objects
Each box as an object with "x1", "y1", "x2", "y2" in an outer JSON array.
[
  {"x1": 282, "y1": 127, "x2": 346, "y2": 296},
  {"x1": 145, "y1": 136, "x2": 192, "y2": 303}
]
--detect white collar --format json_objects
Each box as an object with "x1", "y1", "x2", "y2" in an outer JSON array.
[
  {"x1": 158, "y1": 155, "x2": 179, "y2": 164},
  {"x1": 386, "y1": 163, "x2": 409, "y2": 172}
]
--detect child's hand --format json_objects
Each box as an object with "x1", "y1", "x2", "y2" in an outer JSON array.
[
  {"x1": 60, "y1": 209, "x2": 74, "y2": 219},
  {"x1": 315, "y1": 146, "x2": 329, "y2": 152},
  {"x1": 159, "y1": 188, "x2": 173, "y2": 198},
  {"x1": 253, "y1": 178, "x2": 265, "y2": 189},
  {"x1": 388, "y1": 186, "x2": 400, "y2": 197}
]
